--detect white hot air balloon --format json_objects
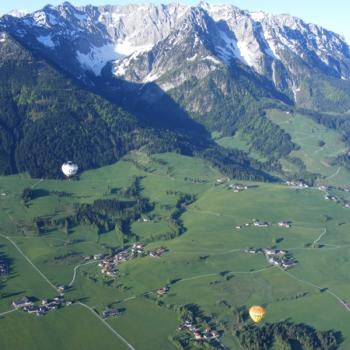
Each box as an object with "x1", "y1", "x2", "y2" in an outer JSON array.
[{"x1": 61, "y1": 161, "x2": 78, "y2": 178}]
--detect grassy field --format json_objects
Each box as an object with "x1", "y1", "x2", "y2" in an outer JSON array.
[
  {"x1": 0, "y1": 152, "x2": 349, "y2": 349},
  {"x1": 267, "y1": 109, "x2": 350, "y2": 186},
  {"x1": 212, "y1": 131, "x2": 267, "y2": 161}
]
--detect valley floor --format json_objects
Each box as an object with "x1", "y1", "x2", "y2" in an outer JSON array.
[{"x1": 0, "y1": 152, "x2": 349, "y2": 349}]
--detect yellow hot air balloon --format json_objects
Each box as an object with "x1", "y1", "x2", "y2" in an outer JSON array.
[{"x1": 249, "y1": 305, "x2": 266, "y2": 323}]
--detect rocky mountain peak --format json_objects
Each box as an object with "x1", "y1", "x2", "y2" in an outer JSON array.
[{"x1": 1, "y1": 2, "x2": 350, "y2": 104}]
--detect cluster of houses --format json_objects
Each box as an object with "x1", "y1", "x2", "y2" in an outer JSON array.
[
  {"x1": 87, "y1": 243, "x2": 168, "y2": 278},
  {"x1": 228, "y1": 183, "x2": 249, "y2": 193},
  {"x1": 245, "y1": 248, "x2": 297, "y2": 269},
  {"x1": 320, "y1": 185, "x2": 339, "y2": 202},
  {"x1": 236, "y1": 219, "x2": 270, "y2": 230},
  {"x1": 264, "y1": 249, "x2": 297, "y2": 269},
  {"x1": 149, "y1": 246, "x2": 168, "y2": 258},
  {"x1": 319, "y1": 185, "x2": 350, "y2": 193},
  {"x1": 102, "y1": 308, "x2": 123, "y2": 319},
  {"x1": 278, "y1": 221, "x2": 292, "y2": 228},
  {"x1": 285, "y1": 180, "x2": 309, "y2": 188},
  {"x1": 319, "y1": 186, "x2": 350, "y2": 208},
  {"x1": 12, "y1": 295, "x2": 71, "y2": 316},
  {"x1": 235, "y1": 219, "x2": 291, "y2": 230},
  {"x1": 318, "y1": 185, "x2": 329, "y2": 192},
  {"x1": 324, "y1": 194, "x2": 340, "y2": 203},
  {"x1": 178, "y1": 320, "x2": 220, "y2": 342},
  {"x1": 95, "y1": 243, "x2": 146, "y2": 277}
]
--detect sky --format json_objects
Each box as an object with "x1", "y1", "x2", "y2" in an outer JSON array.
[{"x1": 1, "y1": 0, "x2": 349, "y2": 42}]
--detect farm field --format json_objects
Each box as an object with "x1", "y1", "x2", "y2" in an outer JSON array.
[{"x1": 0, "y1": 152, "x2": 349, "y2": 349}]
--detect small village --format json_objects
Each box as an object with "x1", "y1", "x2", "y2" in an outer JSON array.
[
  {"x1": 245, "y1": 247, "x2": 297, "y2": 270},
  {"x1": 12, "y1": 295, "x2": 123, "y2": 319},
  {"x1": 319, "y1": 185, "x2": 350, "y2": 208},
  {"x1": 178, "y1": 319, "x2": 221, "y2": 343},
  {"x1": 12, "y1": 295, "x2": 72, "y2": 316},
  {"x1": 235, "y1": 219, "x2": 292, "y2": 230},
  {"x1": 214, "y1": 178, "x2": 257, "y2": 194},
  {"x1": 285, "y1": 180, "x2": 309, "y2": 188},
  {"x1": 84, "y1": 243, "x2": 168, "y2": 278}
]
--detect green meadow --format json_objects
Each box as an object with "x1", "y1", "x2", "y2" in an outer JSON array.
[
  {"x1": 0, "y1": 152, "x2": 349, "y2": 349},
  {"x1": 267, "y1": 109, "x2": 350, "y2": 186}
]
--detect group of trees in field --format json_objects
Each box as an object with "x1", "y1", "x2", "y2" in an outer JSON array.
[
  {"x1": 169, "y1": 193, "x2": 197, "y2": 236},
  {"x1": 33, "y1": 177, "x2": 153, "y2": 237},
  {"x1": 235, "y1": 322, "x2": 342, "y2": 350},
  {"x1": 334, "y1": 153, "x2": 350, "y2": 170}
]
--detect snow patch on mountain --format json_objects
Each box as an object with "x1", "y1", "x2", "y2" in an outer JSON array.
[
  {"x1": 250, "y1": 11, "x2": 266, "y2": 22},
  {"x1": 78, "y1": 38, "x2": 154, "y2": 75},
  {"x1": 7, "y1": 9, "x2": 28, "y2": 18},
  {"x1": 32, "y1": 11, "x2": 51, "y2": 28},
  {"x1": 115, "y1": 39, "x2": 153, "y2": 57},
  {"x1": 0, "y1": 32, "x2": 7, "y2": 42},
  {"x1": 113, "y1": 50, "x2": 144, "y2": 76},
  {"x1": 203, "y1": 56, "x2": 222, "y2": 65},
  {"x1": 215, "y1": 29, "x2": 256, "y2": 67},
  {"x1": 77, "y1": 44, "x2": 120, "y2": 75},
  {"x1": 37, "y1": 34, "x2": 55, "y2": 48},
  {"x1": 1, "y1": 1, "x2": 350, "y2": 92},
  {"x1": 261, "y1": 28, "x2": 281, "y2": 60},
  {"x1": 236, "y1": 41, "x2": 255, "y2": 67}
]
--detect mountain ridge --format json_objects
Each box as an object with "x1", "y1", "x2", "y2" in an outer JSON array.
[
  {"x1": 0, "y1": 2, "x2": 349, "y2": 182},
  {"x1": 2, "y1": 1, "x2": 350, "y2": 112}
]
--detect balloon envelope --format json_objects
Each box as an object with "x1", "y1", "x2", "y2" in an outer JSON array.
[
  {"x1": 249, "y1": 306, "x2": 266, "y2": 323},
  {"x1": 61, "y1": 161, "x2": 78, "y2": 177}
]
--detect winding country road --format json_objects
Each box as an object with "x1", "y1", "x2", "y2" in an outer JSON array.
[{"x1": 68, "y1": 260, "x2": 98, "y2": 287}]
